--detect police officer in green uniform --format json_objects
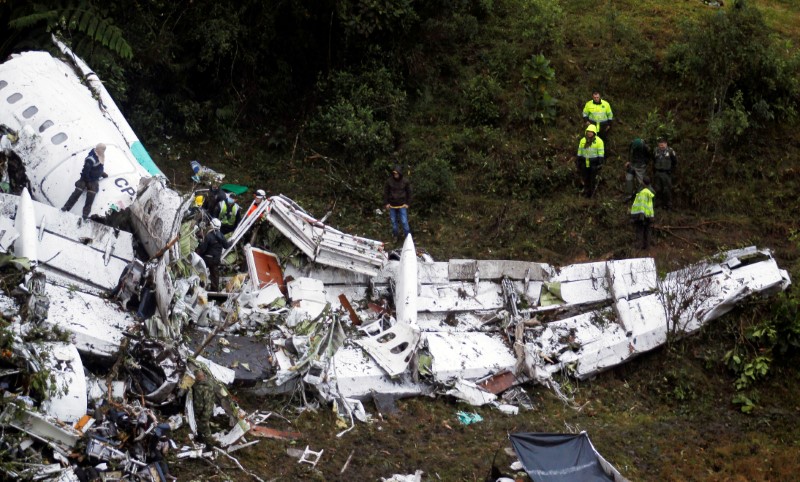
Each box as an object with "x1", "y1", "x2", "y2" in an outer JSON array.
[
  {"x1": 653, "y1": 138, "x2": 677, "y2": 210},
  {"x1": 192, "y1": 369, "x2": 215, "y2": 445}
]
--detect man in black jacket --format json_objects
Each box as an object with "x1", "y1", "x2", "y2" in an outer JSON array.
[
  {"x1": 384, "y1": 165, "x2": 411, "y2": 242},
  {"x1": 195, "y1": 218, "x2": 231, "y2": 292},
  {"x1": 62, "y1": 143, "x2": 108, "y2": 219}
]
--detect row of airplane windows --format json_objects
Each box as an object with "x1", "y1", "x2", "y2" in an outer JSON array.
[{"x1": 0, "y1": 79, "x2": 68, "y2": 145}]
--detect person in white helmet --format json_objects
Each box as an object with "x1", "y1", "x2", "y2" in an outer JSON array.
[
  {"x1": 62, "y1": 143, "x2": 108, "y2": 219},
  {"x1": 195, "y1": 218, "x2": 231, "y2": 291}
]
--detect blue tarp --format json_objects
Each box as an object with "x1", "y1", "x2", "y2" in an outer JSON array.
[{"x1": 509, "y1": 432, "x2": 626, "y2": 482}]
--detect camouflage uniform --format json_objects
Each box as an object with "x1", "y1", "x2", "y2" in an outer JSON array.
[{"x1": 192, "y1": 378, "x2": 215, "y2": 443}]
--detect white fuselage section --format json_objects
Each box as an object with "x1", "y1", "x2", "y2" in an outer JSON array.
[{"x1": 0, "y1": 50, "x2": 158, "y2": 217}]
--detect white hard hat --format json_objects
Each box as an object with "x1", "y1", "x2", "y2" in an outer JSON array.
[
  {"x1": 210, "y1": 218, "x2": 222, "y2": 229},
  {"x1": 255, "y1": 189, "x2": 266, "y2": 198}
]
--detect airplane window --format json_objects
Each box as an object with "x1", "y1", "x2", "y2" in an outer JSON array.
[
  {"x1": 0, "y1": 80, "x2": 7, "y2": 90},
  {"x1": 23, "y1": 106, "x2": 38, "y2": 118},
  {"x1": 7, "y1": 93, "x2": 22, "y2": 103},
  {"x1": 51, "y1": 132, "x2": 68, "y2": 144},
  {"x1": 153, "y1": 217, "x2": 163, "y2": 234},
  {"x1": 39, "y1": 120, "x2": 54, "y2": 132}
]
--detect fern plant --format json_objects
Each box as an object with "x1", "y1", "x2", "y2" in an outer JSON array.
[{"x1": 8, "y1": 1, "x2": 132, "y2": 59}]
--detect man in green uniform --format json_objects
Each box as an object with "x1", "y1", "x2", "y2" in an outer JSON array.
[
  {"x1": 653, "y1": 138, "x2": 677, "y2": 210},
  {"x1": 192, "y1": 369, "x2": 216, "y2": 445},
  {"x1": 583, "y1": 91, "x2": 614, "y2": 146}
]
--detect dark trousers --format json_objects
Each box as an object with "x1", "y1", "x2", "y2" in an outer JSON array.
[
  {"x1": 654, "y1": 171, "x2": 673, "y2": 209},
  {"x1": 633, "y1": 217, "x2": 652, "y2": 249},
  {"x1": 576, "y1": 159, "x2": 600, "y2": 198},
  {"x1": 63, "y1": 180, "x2": 99, "y2": 218},
  {"x1": 204, "y1": 257, "x2": 221, "y2": 291}
]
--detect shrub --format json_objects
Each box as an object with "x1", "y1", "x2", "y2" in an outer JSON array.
[
  {"x1": 462, "y1": 73, "x2": 503, "y2": 126},
  {"x1": 520, "y1": 54, "x2": 558, "y2": 124},
  {"x1": 667, "y1": 0, "x2": 800, "y2": 145},
  {"x1": 410, "y1": 157, "x2": 456, "y2": 212},
  {"x1": 309, "y1": 67, "x2": 407, "y2": 163}
]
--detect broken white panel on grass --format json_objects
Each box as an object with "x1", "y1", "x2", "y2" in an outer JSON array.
[
  {"x1": 286, "y1": 277, "x2": 327, "y2": 327},
  {"x1": 266, "y1": 195, "x2": 387, "y2": 276},
  {"x1": 38, "y1": 342, "x2": 87, "y2": 423},
  {"x1": 607, "y1": 258, "x2": 657, "y2": 301},
  {"x1": 355, "y1": 321, "x2": 421, "y2": 377},
  {"x1": 425, "y1": 332, "x2": 517, "y2": 382},
  {"x1": 330, "y1": 345, "x2": 431, "y2": 400},
  {"x1": 0, "y1": 193, "x2": 136, "y2": 292},
  {"x1": 44, "y1": 284, "x2": 136, "y2": 357},
  {"x1": 214, "y1": 418, "x2": 251, "y2": 448},
  {"x1": 445, "y1": 378, "x2": 497, "y2": 406}
]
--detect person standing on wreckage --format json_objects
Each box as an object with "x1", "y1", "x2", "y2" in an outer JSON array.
[
  {"x1": 384, "y1": 164, "x2": 412, "y2": 243},
  {"x1": 192, "y1": 370, "x2": 216, "y2": 446},
  {"x1": 61, "y1": 143, "x2": 108, "y2": 219},
  {"x1": 195, "y1": 218, "x2": 231, "y2": 292}
]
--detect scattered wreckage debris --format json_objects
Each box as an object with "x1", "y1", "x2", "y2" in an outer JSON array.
[{"x1": 0, "y1": 35, "x2": 793, "y2": 481}]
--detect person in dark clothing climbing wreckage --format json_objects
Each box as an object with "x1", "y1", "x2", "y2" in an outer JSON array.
[
  {"x1": 195, "y1": 218, "x2": 231, "y2": 292},
  {"x1": 62, "y1": 143, "x2": 109, "y2": 219},
  {"x1": 192, "y1": 369, "x2": 216, "y2": 446},
  {"x1": 202, "y1": 181, "x2": 227, "y2": 218},
  {"x1": 384, "y1": 165, "x2": 412, "y2": 242}
]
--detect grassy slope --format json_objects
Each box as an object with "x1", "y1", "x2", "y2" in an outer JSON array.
[{"x1": 151, "y1": 1, "x2": 800, "y2": 480}]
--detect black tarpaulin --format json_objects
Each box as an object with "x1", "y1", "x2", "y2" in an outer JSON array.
[{"x1": 509, "y1": 432, "x2": 627, "y2": 482}]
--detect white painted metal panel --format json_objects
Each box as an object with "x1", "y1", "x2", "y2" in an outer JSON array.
[
  {"x1": 331, "y1": 345, "x2": 429, "y2": 400},
  {"x1": 44, "y1": 284, "x2": 136, "y2": 357},
  {"x1": 425, "y1": 332, "x2": 517, "y2": 382}
]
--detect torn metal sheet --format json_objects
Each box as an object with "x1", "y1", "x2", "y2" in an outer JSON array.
[
  {"x1": 607, "y1": 258, "x2": 657, "y2": 301},
  {"x1": 0, "y1": 193, "x2": 136, "y2": 292},
  {"x1": 426, "y1": 332, "x2": 517, "y2": 382},
  {"x1": 266, "y1": 195, "x2": 387, "y2": 276},
  {"x1": 0, "y1": 404, "x2": 82, "y2": 452},
  {"x1": 129, "y1": 177, "x2": 191, "y2": 259},
  {"x1": 355, "y1": 321, "x2": 421, "y2": 378},
  {"x1": 329, "y1": 345, "x2": 431, "y2": 400},
  {"x1": 286, "y1": 277, "x2": 327, "y2": 327},
  {"x1": 44, "y1": 284, "x2": 137, "y2": 357}
]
